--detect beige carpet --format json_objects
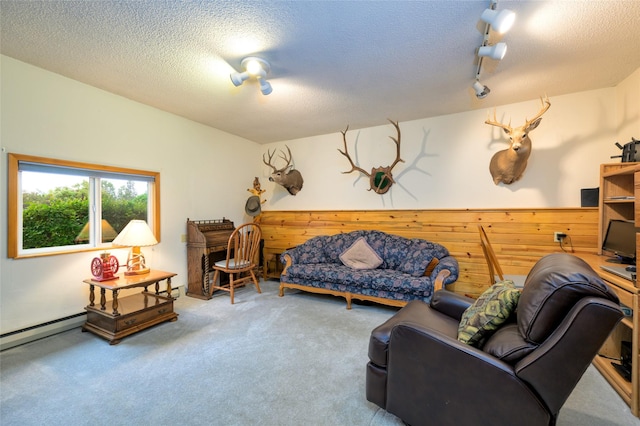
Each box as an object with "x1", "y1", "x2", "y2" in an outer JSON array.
[{"x1": 1, "y1": 280, "x2": 638, "y2": 426}]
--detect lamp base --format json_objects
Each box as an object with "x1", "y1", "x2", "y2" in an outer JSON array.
[
  {"x1": 124, "y1": 267, "x2": 151, "y2": 276},
  {"x1": 124, "y1": 248, "x2": 150, "y2": 275}
]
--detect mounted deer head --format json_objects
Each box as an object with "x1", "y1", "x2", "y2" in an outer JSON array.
[
  {"x1": 262, "y1": 145, "x2": 304, "y2": 195},
  {"x1": 485, "y1": 96, "x2": 551, "y2": 185},
  {"x1": 339, "y1": 119, "x2": 404, "y2": 194}
]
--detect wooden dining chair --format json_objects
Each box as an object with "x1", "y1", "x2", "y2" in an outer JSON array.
[
  {"x1": 478, "y1": 225, "x2": 505, "y2": 285},
  {"x1": 208, "y1": 223, "x2": 262, "y2": 304}
]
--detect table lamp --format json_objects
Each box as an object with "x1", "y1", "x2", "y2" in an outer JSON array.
[{"x1": 112, "y1": 220, "x2": 158, "y2": 275}]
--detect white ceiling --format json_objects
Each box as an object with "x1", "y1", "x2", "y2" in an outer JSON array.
[{"x1": 1, "y1": 1, "x2": 640, "y2": 144}]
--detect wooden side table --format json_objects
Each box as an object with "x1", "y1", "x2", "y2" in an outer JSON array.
[
  {"x1": 262, "y1": 247, "x2": 292, "y2": 280},
  {"x1": 82, "y1": 270, "x2": 178, "y2": 345}
]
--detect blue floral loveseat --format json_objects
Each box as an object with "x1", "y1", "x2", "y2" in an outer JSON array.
[{"x1": 279, "y1": 230, "x2": 459, "y2": 309}]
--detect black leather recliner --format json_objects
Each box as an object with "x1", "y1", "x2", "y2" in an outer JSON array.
[{"x1": 366, "y1": 253, "x2": 623, "y2": 426}]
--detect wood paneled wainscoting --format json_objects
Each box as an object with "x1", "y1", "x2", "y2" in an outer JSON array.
[{"x1": 256, "y1": 208, "x2": 599, "y2": 298}]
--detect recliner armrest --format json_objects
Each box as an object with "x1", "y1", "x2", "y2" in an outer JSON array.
[{"x1": 430, "y1": 289, "x2": 474, "y2": 321}]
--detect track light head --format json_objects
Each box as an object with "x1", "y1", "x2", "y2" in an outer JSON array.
[
  {"x1": 230, "y1": 71, "x2": 250, "y2": 87},
  {"x1": 259, "y1": 78, "x2": 272, "y2": 96},
  {"x1": 481, "y1": 7, "x2": 516, "y2": 34},
  {"x1": 473, "y1": 80, "x2": 491, "y2": 99},
  {"x1": 478, "y1": 42, "x2": 508, "y2": 60}
]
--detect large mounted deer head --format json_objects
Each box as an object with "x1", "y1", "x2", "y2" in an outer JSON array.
[
  {"x1": 485, "y1": 96, "x2": 551, "y2": 185},
  {"x1": 262, "y1": 145, "x2": 304, "y2": 195},
  {"x1": 339, "y1": 119, "x2": 404, "y2": 194}
]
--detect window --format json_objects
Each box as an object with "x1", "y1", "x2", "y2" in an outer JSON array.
[{"x1": 8, "y1": 153, "x2": 160, "y2": 258}]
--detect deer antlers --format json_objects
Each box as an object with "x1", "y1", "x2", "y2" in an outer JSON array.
[
  {"x1": 339, "y1": 126, "x2": 369, "y2": 177},
  {"x1": 525, "y1": 95, "x2": 551, "y2": 128},
  {"x1": 485, "y1": 96, "x2": 551, "y2": 132},
  {"x1": 339, "y1": 119, "x2": 404, "y2": 194},
  {"x1": 263, "y1": 145, "x2": 293, "y2": 173}
]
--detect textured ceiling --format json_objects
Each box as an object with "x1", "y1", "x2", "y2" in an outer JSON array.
[{"x1": 1, "y1": 1, "x2": 639, "y2": 144}]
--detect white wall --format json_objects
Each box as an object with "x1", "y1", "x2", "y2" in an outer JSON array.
[
  {"x1": 258, "y1": 72, "x2": 639, "y2": 210},
  {"x1": 0, "y1": 56, "x2": 260, "y2": 334},
  {"x1": 615, "y1": 67, "x2": 640, "y2": 144}
]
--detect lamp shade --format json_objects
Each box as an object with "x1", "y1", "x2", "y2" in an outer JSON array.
[
  {"x1": 112, "y1": 220, "x2": 158, "y2": 247},
  {"x1": 481, "y1": 8, "x2": 516, "y2": 34}
]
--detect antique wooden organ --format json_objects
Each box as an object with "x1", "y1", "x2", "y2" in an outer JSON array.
[{"x1": 186, "y1": 218, "x2": 235, "y2": 299}]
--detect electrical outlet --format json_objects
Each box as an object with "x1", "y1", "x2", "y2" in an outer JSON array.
[
  {"x1": 180, "y1": 234, "x2": 187, "y2": 243},
  {"x1": 554, "y1": 232, "x2": 566, "y2": 243}
]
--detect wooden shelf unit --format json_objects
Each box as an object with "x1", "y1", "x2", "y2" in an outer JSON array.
[
  {"x1": 592, "y1": 162, "x2": 639, "y2": 417},
  {"x1": 598, "y1": 163, "x2": 639, "y2": 254},
  {"x1": 586, "y1": 258, "x2": 638, "y2": 416}
]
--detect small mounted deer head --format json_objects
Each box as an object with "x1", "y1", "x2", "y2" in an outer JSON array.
[
  {"x1": 262, "y1": 145, "x2": 304, "y2": 195},
  {"x1": 485, "y1": 96, "x2": 551, "y2": 185},
  {"x1": 339, "y1": 119, "x2": 404, "y2": 194}
]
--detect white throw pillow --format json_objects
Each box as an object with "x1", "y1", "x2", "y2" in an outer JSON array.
[{"x1": 339, "y1": 237, "x2": 383, "y2": 270}]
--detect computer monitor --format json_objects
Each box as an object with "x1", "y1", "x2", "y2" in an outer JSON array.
[{"x1": 602, "y1": 219, "x2": 636, "y2": 264}]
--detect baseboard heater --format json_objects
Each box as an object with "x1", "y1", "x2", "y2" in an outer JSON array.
[{"x1": 0, "y1": 312, "x2": 86, "y2": 351}]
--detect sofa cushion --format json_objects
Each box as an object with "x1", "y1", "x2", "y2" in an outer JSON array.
[
  {"x1": 288, "y1": 234, "x2": 330, "y2": 264},
  {"x1": 339, "y1": 237, "x2": 383, "y2": 270},
  {"x1": 380, "y1": 233, "x2": 411, "y2": 270},
  {"x1": 284, "y1": 264, "x2": 433, "y2": 296},
  {"x1": 457, "y1": 280, "x2": 520, "y2": 347},
  {"x1": 517, "y1": 253, "x2": 619, "y2": 344}
]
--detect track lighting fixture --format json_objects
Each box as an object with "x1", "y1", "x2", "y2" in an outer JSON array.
[
  {"x1": 473, "y1": 80, "x2": 491, "y2": 99},
  {"x1": 472, "y1": 0, "x2": 515, "y2": 98},
  {"x1": 230, "y1": 57, "x2": 273, "y2": 95}
]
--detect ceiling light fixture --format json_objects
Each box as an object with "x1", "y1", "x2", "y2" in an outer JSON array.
[
  {"x1": 473, "y1": 80, "x2": 491, "y2": 99},
  {"x1": 230, "y1": 56, "x2": 273, "y2": 95},
  {"x1": 473, "y1": 0, "x2": 515, "y2": 99}
]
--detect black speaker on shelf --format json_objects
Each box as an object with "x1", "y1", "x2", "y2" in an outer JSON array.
[{"x1": 580, "y1": 188, "x2": 599, "y2": 207}]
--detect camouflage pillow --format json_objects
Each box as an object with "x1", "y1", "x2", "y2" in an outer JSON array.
[{"x1": 457, "y1": 280, "x2": 520, "y2": 347}]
